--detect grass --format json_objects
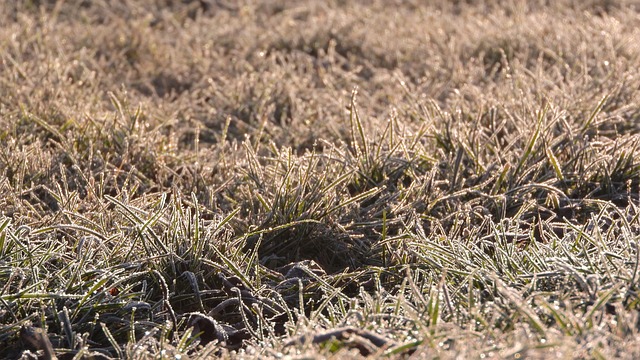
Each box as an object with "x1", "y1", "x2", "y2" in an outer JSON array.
[{"x1": 1, "y1": 0, "x2": 640, "y2": 358}]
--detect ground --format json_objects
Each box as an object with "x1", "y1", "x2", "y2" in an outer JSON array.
[{"x1": 1, "y1": 0, "x2": 640, "y2": 359}]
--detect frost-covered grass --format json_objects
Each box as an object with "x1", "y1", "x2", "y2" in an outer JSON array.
[{"x1": 2, "y1": 1, "x2": 640, "y2": 358}]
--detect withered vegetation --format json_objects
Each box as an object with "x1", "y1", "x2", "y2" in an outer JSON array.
[{"x1": 2, "y1": 0, "x2": 640, "y2": 358}]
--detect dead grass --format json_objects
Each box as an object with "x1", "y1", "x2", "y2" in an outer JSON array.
[{"x1": 1, "y1": 0, "x2": 640, "y2": 358}]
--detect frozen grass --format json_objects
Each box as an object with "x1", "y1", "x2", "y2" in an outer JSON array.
[{"x1": 1, "y1": 0, "x2": 640, "y2": 358}]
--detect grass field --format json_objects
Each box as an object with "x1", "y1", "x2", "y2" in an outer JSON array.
[{"x1": 2, "y1": 0, "x2": 640, "y2": 358}]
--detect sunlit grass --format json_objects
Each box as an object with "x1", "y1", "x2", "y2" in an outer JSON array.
[{"x1": 1, "y1": 0, "x2": 640, "y2": 358}]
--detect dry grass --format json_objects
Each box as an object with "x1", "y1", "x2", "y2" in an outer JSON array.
[{"x1": 2, "y1": 0, "x2": 640, "y2": 358}]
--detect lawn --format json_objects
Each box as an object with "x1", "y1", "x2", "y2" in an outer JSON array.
[{"x1": 1, "y1": 0, "x2": 640, "y2": 358}]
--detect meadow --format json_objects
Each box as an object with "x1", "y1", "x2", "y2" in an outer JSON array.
[{"x1": 1, "y1": 0, "x2": 640, "y2": 358}]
